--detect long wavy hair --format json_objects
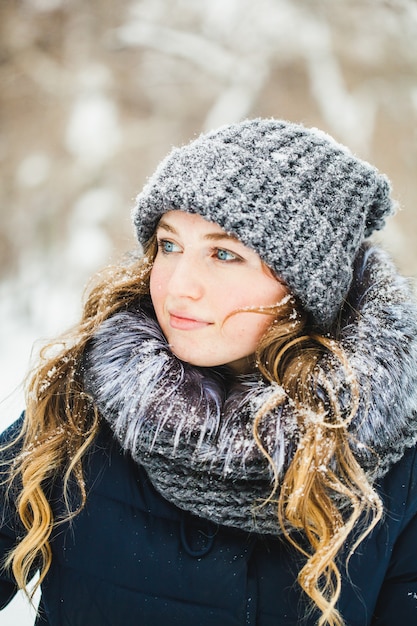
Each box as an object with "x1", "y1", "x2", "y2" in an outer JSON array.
[{"x1": 1, "y1": 234, "x2": 382, "y2": 626}]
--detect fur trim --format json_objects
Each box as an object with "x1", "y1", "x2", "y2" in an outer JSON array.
[
  {"x1": 83, "y1": 245, "x2": 417, "y2": 534},
  {"x1": 339, "y1": 246, "x2": 417, "y2": 474}
]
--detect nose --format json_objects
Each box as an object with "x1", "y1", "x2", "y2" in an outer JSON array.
[{"x1": 167, "y1": 255, "x2": 204, "y2": 300}]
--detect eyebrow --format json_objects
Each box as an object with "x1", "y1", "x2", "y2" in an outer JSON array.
[{"x1": 156, "y1": 218, "x2": 239, "y2": 243}]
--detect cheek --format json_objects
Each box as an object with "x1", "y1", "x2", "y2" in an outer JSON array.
[
  {"x1": 228, "y1": 277, "x2": 288, "y2": 318},
  {"x1": 222, "y1": 280, "x2": 288, "y2": 343},
  {"x1": 149, "y1": 265, "x2": 165, "y2": 311},
  {"x1": 224, "y1": 312, "x2": 273, "y2": 348},
  {"x1": 254, "y1": 314, "x2": 274, "y2": 340}
]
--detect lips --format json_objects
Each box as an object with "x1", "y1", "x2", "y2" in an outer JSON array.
[{"x1": 168, "y1": 312, "x2": 211, "y2": 331}]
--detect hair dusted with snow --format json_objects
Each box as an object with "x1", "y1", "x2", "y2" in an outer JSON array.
[
  {"x1": 1, "y1": 244, "x2": 157, "y2": 602},
  {"x1": 254, "y1": 318, "x2": 382, "y2": 625},
  {"x1": 1, "y1": 235, "x2": 382, "y2": 626}
]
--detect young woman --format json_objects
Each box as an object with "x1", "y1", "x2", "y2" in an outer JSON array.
[{"x1": 1, "y1": 118, "x2": 417, "y2": 626}]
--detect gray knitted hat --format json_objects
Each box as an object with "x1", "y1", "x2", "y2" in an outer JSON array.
[{"x1": 133, "y1": 118, "x2": 395, "y2": 328}]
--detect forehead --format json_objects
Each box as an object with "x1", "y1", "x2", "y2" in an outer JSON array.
[{"x1": 156, "y1": 210, "x2": 238, "y2": 240}]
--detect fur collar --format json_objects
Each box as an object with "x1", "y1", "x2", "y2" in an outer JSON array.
[{"x1": 83, "y1": 245, "x2": 417, "y2": 534}]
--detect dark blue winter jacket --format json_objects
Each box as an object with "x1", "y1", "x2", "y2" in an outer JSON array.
[{"x1": 1, "y1": 415, "x2": 417, "y2": 625}]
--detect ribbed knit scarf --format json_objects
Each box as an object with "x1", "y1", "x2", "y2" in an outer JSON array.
[{"x1": 83, "y1": 246, "x2": 417, "y2": 535}]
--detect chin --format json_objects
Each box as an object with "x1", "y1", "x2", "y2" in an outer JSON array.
[{"x1": 169, "y1": 348, "x2": 219, "y2": 369}]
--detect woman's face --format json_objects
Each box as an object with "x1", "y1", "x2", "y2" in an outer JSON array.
[{"x1": 149, "y1": 210, "x2": 288, "y2": 373}]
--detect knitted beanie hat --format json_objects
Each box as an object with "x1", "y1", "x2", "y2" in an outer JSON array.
[{"x1": 133, "y1": 118, "x2": 395, "y2": 329}]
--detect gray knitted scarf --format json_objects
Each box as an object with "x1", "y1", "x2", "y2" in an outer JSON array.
[{"x1": 83, "y1": 246, "x2": 417, "y2": 535}]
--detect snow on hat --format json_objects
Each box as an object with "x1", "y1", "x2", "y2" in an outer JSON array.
[{"x1": 133, "y1": 118, "x2": 395, "y2": 328}]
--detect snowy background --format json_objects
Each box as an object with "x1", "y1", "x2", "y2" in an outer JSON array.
[{"x1": 1, "y1": 0, "x2": 417, "y2": 623}]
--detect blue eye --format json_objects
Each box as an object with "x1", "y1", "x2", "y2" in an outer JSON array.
[
  {"x1": 158, "y1": 239, "x2": 180, "y2": 254},
  {"x1": 216, "y1": 248, "x2": 238, "y2": 262}
]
